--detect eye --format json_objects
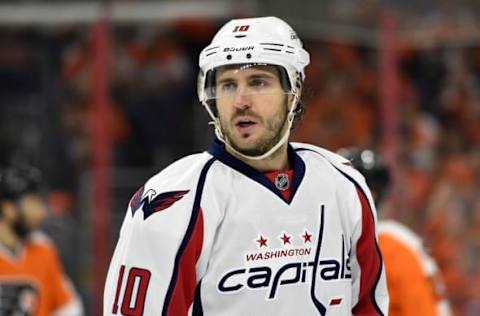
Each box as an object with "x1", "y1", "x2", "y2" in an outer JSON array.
[
  {"x1": 250, "y1": 78, "x2": 269, "y2": 89},
  {"x1": 218, "y1": 81, "x2": 236, "y2": 93}
]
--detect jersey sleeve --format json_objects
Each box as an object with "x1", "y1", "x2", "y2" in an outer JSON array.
[
  {"x1": 349, "y1": 186, "x2": 389, "y2": 316},
  {"x1": 103, "y1": 156, "x2": 216, "y2": 316}
]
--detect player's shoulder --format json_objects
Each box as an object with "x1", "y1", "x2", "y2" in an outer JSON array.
[
  {"x1": 145, "y1": 152, "x2": 212, "y2": 189},
  {"x1": 378, "y1": 220, "x2": 436, "y2": 272},
  {"x1": 26, "y1": 231, "x2": 59, "y2": 255},
  {"x1": 378, "y1": 220, "x2": 423, "y2": 251},
  {"x1": 292, "y1": 142, "x2": 365, "y2": 182},
  {"x1": 28, "y1": 231, "x2": 54, "y2": 246},
  {"x1": 292, "y1": 142, "x2": 350, "y2": 164}
]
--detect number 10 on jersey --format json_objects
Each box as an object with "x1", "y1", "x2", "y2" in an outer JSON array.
[{"x1": 112, "y1": 265, "x2": 151, "y2": 316}]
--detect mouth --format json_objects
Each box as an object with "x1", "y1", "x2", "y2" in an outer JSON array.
[{"x1": 233, "y1": 117, "x2": 258, "y2": 135}]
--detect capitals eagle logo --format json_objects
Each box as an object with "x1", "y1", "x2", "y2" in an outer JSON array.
[{"x1": 129, "y1": 186, "x2": 190, "y2": 220}]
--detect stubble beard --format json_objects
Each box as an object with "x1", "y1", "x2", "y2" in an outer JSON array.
[
  {"x1": 220, "y1": 107, "x2": 289, "y2": 157},
  {"x1": 12, "y1": 214, "x2": 32, "y2": 240}
]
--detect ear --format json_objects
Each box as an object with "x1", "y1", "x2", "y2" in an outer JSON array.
[
  {"x1": 297, "y1": 86, "x2": 303, "y2": 99},
  {"x1": 295, "y1": 81, "x2": 303, "y2": 100},
  {"x1": 287, "y1": 87, "x2": 302, "y2": 112},
  {"x1": 286, "y1": 94, "x2": 294, "y2": 111}
]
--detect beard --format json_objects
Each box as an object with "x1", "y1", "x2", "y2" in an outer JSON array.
[
  {"x1": 219, "y1": 104, "x2": 289, "y2": 157},
  {"x1": 12, "y1": 216, "x2": 32, "y2": 240}
]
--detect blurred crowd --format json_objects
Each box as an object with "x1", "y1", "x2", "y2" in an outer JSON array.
[
  {"x1": 0, "y1": 19, "x2": 479, "y2": 315},
  {"x1": 293, "y1": 41, "x2": 480, "y2": 315}
]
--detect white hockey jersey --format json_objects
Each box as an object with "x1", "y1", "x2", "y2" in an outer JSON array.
[{"x1": 104, "y1": 140, "x2": 389, "y2": 316}]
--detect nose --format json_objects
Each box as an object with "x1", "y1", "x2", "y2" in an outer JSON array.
[{"x1": 232, "y1": 85, "x2": 252, "y2": 110}]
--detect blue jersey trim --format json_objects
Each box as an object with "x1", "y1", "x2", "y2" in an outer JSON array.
[
  {"x1": 207, "y1": 139, "x2": 305, "y2": 205},
  {"x1": 192, "y1": 281, "x2": 203, "y2": 316},
  {"x1": 310, "y1": 204, "x2": 327, "y2": 315},
  {"x1": 296, "y1": 147, "x2": 385, "y2": 316},
  {"x1": 162, "y1": 157, "x2": 216, "y2": 316}
]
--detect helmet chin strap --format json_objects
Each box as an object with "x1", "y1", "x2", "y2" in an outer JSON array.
[{"x1": 202, "y1": 93, "x2": 299, "y2": 161}]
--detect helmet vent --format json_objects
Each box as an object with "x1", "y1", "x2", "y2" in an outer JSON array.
[
  {"x1": 260, "y1": 42, "x2": 284, "y2": 47},
  {"x1": 262, "y1": 48, "x2": 282, "y2": 52},
  {"x1": 234, "y1": 35, "x2": 246, "y2": 38},
  {"x1": 205, "y1": 46, "x2": 219, "y2": 52},
  {"x1": 206, "y1": 51, "x2": 217, "y2": 57},
  {"x1": 260, "y1": 42, "x2": 285, "y2": 53}
]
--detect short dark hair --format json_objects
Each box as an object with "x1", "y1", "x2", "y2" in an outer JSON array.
[{"x1": 0, "y1": 166, "x2": 43, "y2": 202}]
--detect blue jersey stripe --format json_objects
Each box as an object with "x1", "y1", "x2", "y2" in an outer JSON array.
[
  {"x1": 310, "y1": 204, "x2": 327, "y2": 315},
  {"x1": 192, "y1": 281, "x2": 203, "y2": 315}
]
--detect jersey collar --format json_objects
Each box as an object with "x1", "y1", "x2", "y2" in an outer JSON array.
[{"x1": 207, "y1": 139, "x2": 305, "y2": 204}]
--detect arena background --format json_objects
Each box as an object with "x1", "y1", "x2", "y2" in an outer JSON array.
[{"x1": 0, "y1": 0, "x2": 479, "y2": 315}]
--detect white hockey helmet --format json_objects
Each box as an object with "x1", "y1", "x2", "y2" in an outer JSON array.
[
  {"x1": 197, "y1": 17, "x2": 310, "y2": 160},
  {"x1": 198, "y1": 16, "x2": 310, "y2": 104}
]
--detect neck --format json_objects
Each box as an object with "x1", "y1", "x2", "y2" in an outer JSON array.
[
  {"x1": 0, "y1": 222, "x2": 20, "y2": 251},
  {"x1": 227, "y1": 142, "x2": 290, "y2": 172}
]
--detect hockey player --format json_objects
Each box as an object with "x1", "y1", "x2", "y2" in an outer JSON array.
[
  {"x1": 0, "y1": 166, "x2": 84, "y2": 315},
  {"x1": 104, "y1": 17, "x2": 388, "y2": 315},
  {"x1": 338, "y1": 148, "x2": 452, "y2": 316}
]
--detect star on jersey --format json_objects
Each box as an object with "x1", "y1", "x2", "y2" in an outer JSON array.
[
  {"x1": 129, "y1": 186, "x2": 190, "y2": 220},
  {"x1": 301, "y1": 230, "x2": 312, "y2": 243},
  {"x1": 280, "y1": 233, "x2": 292, "y2": 245},
  {"x1": 256, "y1": 235, "x2": 268, "y2": 248}
]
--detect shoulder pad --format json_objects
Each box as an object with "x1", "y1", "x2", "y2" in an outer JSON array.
[
  {"x1": 292, "y1": 142, "x2": 361, "y2": 175},
  {"x1": 145, "y1": 152, "x2": 210, "y2": 188},
  {"x1": 128, "y1": 152, "x2": 213, "y2": 215},
  {"x1": 28, "y1": 230, "x2": 54, "y2": 247},
  {"x1": 378, "y1": 220, "x2": 422, "y2": 250}
]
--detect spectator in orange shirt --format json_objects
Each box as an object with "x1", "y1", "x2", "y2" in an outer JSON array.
[
  {"x1": 0, "y1": 166, "x2": 83, "y2": 316},
  {"x1": 338, "y1": 148, "x2": 452, "y2": 316}
]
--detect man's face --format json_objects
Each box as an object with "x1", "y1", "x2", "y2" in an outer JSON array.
[
  {"x1": 215, "y1": 65, "x2": 290, "y2": 156},
  {"x1": 2, "y1": 194, "x2": 48, "y2": 238}
]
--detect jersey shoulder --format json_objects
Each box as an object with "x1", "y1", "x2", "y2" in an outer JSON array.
[
  {"x1": 145, "y1": 152, "x2": 213, "y2": 190},
  {"x1": 27, "y1": 231, "x2": 56, "y2": 250},
  {"x1": 292, "y1": 142, "x2": 376, "y2": 218},
  {"x1": 292, "y1": 142, "x2": 366, "y2": 184},
  {"x1": 23, "y1": 231, "x2": 60, "y2": 264},
  {"x1": 378, "y1": 220, "x2": 423, "y2": 252},
  {"x1": 292, "y1": 142, "x2": 350, "y2": 163},
  {"x1": 128, "y1": 152, "x2": 214, "y2": 213}
]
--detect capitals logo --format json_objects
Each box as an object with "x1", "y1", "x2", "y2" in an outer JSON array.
[
  {"x1": 218, "y1": 233, "x2": 352, "y2": 300},
  {"x1": 129, "y1": 186, "x2": 189, "y2": 220}
]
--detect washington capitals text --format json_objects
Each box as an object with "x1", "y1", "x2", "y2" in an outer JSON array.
[{"x1": 218, "y1": 257, "x2": 352, "y2": 300}]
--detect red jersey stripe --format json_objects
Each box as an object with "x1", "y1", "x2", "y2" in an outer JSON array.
[
  {"x1": 352, "y1": 188, "x2": 383, "y2": 316},
  {"x1": 167, "y1": 208, "x2": 204, "y2": 316}
]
